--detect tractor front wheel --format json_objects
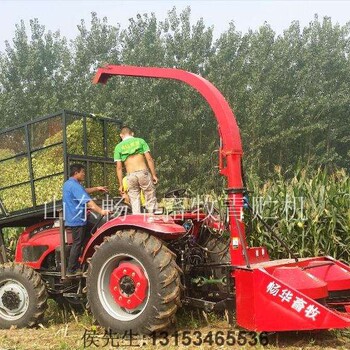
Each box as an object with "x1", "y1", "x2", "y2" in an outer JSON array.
[
  {"x1": 0, "y1": 263, "x2": 47, "y2": 329},
  {"x1": 86, "y1": 230, "x2": 182, "y2": 334}
]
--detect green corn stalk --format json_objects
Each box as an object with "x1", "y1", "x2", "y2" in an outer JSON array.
[{"x1": 247, "y1": 166, "x2": 349, "y2": 261}]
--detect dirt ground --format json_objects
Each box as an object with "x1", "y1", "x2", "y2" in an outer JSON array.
[{"x1": 0, "y1": 302, "x2": 349, "y2": 350}]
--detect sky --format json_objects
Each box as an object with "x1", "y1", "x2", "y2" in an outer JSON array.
[{"x1": 1, "y1": 0, "x2": 350, "y2": 51}]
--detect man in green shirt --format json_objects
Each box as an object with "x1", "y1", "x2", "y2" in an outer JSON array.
[{"x1": 114, "y1": 126, "x2": 158, "y2": 214}]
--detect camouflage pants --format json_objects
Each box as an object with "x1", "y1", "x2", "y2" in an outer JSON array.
[{"x1": 127, "y1": 170, "x2": 157, "y2": 214}]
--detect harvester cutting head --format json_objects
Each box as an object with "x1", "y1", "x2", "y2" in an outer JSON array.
[{"x1": 236, "y1": 257, "x2": 350, "y2": 331}]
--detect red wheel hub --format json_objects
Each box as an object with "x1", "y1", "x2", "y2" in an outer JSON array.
[{"x1": 109, "y1": 262, "x2": 148, "y2": 309}]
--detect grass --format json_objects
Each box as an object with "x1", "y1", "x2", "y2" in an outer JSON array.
[{"x1": 0, "y1": 300, "x2": 350, "y2": 349}]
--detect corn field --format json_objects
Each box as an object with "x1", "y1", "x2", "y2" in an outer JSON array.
[
  {"x1": 246, "y1": 167, "x2": 350, "y2": 261},
  {"x1": 2, "y1": 167, "x2": 349, "y2": 263}
]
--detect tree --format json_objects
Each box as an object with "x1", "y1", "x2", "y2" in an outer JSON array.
[
  {"x1": 0, "y1": 19, "x2": 70, "y2": 127},
  {"x1": 0, "y1": 11, "x2": 348, "y2": 189},
  {"x1": 67, "y1": 12, "x2": 121, "y2": 113}
]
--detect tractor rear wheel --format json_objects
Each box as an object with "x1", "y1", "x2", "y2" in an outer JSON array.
[
  {"x1": 86, "y1": 229, "x2": 182, "y2": 334},
  {"x1": 0, "y1": 263, "x2": 47, "y2": 329}
]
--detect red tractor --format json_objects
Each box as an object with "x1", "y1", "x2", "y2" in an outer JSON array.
[{"x1": 1, "y1": 65, "x2": 350, "y2": 334}]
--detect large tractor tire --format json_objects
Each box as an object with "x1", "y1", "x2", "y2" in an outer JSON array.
[
  {"x1": 204, "y1": 234, "x2": 230, "y2": 264},
  {"x1": 203, "y1": 234, "x2": 231, "y2": 291},
  {"x1": 86, "y1": 229, "x2": 182, "y2": 334},
  {"x1": 0, "y1": 263, "x2": 47, "y2": 329}
]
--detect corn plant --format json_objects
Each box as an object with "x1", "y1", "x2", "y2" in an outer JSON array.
[{"x1": 247, "y1": 166, "x2": 350, "y2": 260}]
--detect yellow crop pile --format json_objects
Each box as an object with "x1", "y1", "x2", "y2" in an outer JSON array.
[{"x1": 0, "y1": 117, "x2": 118, "y2": 213}]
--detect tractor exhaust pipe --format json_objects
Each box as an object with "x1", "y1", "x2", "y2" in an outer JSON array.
[{"x1": 59, "y1": 210, "x2": 67, "y2": 279}]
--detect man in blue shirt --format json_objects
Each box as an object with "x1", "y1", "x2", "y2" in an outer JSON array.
[{"x1": 63, "y1": 163, "x2": 110, "y2": 276}]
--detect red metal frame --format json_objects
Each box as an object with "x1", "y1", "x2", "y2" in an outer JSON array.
[
  {"x1": 15, "y1": 222, "x2": 73, "y2": 270},
  {"x1": 109, "y1": 262, "x2": 148, "y2": 309},
  {"x1": 93, "y1": 65, "x2": 247, "y2": 266},
  {"x1": 81, "y1": 214, "x2": 185, "y2": 261},
  {"x1": 236, "y1": 257, "x2": 350, "y2": 331},
  {"x1": 15, "y1": 215, "x2": 186, "y2": 269}
]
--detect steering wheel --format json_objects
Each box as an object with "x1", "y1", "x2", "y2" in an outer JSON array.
[{"x1": 164, "y1": 188, "x2": 188, "y2": 198}]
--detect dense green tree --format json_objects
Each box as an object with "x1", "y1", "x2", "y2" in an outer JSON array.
[
  {"x1": 0, "y1": 10, "x2": 348, "y2": 194},
  {"x1": 67, "y1": 12, "x2": 121, "y2": 113},
  {"x1": 210, "y1": 16, "x2": 350, "y2": 178},
  {"x1": 0, "y1": 19, "x2": 70, "y2": 127}
]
